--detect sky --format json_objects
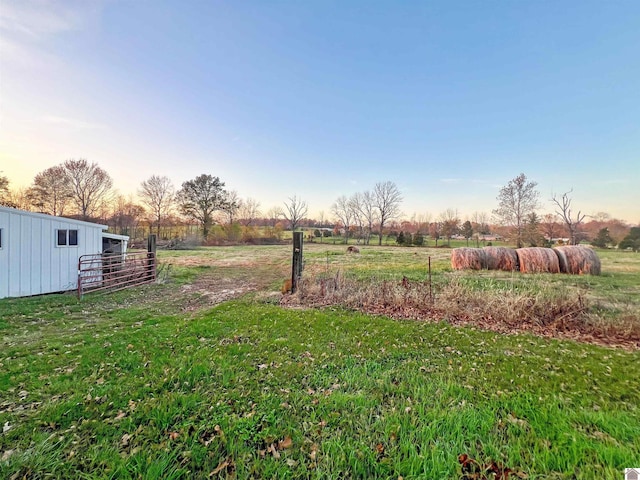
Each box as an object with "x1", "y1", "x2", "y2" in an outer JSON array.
[{"x1": 1, "y1": 0, "x2": 639, "y2": 223}]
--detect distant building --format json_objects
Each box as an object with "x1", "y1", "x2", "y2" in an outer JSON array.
[{"x1": 477, "y1": 234, "x2": 503, "y2": 242}]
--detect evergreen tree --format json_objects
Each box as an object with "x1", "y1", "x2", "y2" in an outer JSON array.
[
  {"x1": 619, "y1": 227, "x2": 640, "y2": 252},
  {"x1": 461, "y1": 221, "x2": 473, "y2": 246},
  {"x1": 591, "y1": 228, "x2": 614, "y2": 248}
]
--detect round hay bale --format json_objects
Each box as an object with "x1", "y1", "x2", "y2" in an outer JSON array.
[
  {"x1": 516, "y1": 247, "x2": 560, "y2": 274},
  {"x1": 347, "y1": 245, "x2": 360, "y2": 253},
  {"x1": 482, "y1": 246, "x2": 518, "y2": 271},
  {"x1": 553, "y1": 245, "x2": 601, "y2": 275},
  {"x1": 451, "y1": 248, "x2": 486, "y2": 270}
]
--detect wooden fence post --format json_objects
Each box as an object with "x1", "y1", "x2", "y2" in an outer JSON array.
[
  {"x1": 147, "y1": 234, "x2": 157, "y2": 281},
  {"x1": 291, "y1": 232, "x2": 303, "y2": 293}
]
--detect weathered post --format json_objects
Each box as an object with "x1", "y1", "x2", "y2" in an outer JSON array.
[
  {"x1": 291, "y1": 232, "x2": 303, "y2": 293},
  {"x1": 428, "y1": 256, "x2": 433, "y2": 304},
  {"x1": 147, "y1": 234, "x2": 157, "y2": 281}
]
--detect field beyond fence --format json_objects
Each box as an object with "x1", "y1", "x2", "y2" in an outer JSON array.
[{"x1": 1, "y1": 244, "x2": 639, "y2": 478}]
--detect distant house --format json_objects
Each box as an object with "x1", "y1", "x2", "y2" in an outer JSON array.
[
  {"x1": 0, "y1": 206, "x2": 128, "y2": 299},
  {"x1": 477, "y1": 234, "x2": 503, "y2": 242}
]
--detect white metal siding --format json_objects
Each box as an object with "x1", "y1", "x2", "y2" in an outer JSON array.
[
  {"x1": 0, "y1": 208, "x2": 105, "y2": 298},
  {"x1": 0, "y1": 210, "x2": 8, "y2": 298}
]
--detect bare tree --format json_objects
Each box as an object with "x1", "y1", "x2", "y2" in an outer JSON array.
[
  {"x1": 63, "y1": 159, "x2": 113, "y2": 220},
  {"x1": 266, "y1": 206, "x2": 283, "y2": 227},
  {"x1": 139, "y1": 175, "x2": 175, "y2": 237},
  {"x1": 416, "y1": 212, "x2": 432, "y2": 234},
  {"x1": 27, "y1": 166, "x2": 72, "y2": 216},
  {"x1": 331, "y1": 195, "x2": 354, "y2": 243},
  {"x1": 471, "y1": 211, "x2": 490, "y2": 234},
  {"x1": 349, "y1": 193, "x2": 366, "y2": 243},
  {"x1": 493, "y1": 173, "x2": 540, "y2": 248},
  {"x1": 283, "y1": 195, "x2": 308, "y2": 231},
  {"x1": 239, "y1": 197, "x2": 261, "y2": 226},
  {"x1": 470, "y1": 211, "x2": 490, "y2": 246},
  {"x1": 176, "y1": 174, "x2": 229, "y2": 240},
  {"x1": 439, "y1": 208, "x2": 460, "y2": 246},
  {"x1": 352, "y1": 190, "x2": 378, "y2": 245},
  {"x1": 592, "y1": 212, "x2": 611, "y2": 223},
  {"x1": 551, "y1": 190, "x2": 587, "y2": 245},
  {"x1": 2, "y1": 187, "x2": 31, "y2": 210},
  {"x1": 222, "y1": 190, "x2": 241, "y2": 225},
  {"x1": 541, "y1": 213, "x2": 561, "y2": 244},
  {"x1": 373, "y1": 181, "x2": 403, "y2": 245},
  {"x1": 109, "y1": 195, "x2": 145, "y2": 237},
  {"x1": 429, "y1": 221, "x2": 442, "y2": 247}
]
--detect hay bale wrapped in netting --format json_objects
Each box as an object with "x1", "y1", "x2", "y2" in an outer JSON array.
[
  {"x1": 451, "y1": 248, "x2": 486, "y2": 270},
  {"x1": 553, "y1": 245, "x2": 601, "y2": 275},
  {"x1": 482, "y1": 246, "x2": 518, "y2": 271},
  {"x1": 516, "y1": 247, "x2": 560, "y2": 274}
]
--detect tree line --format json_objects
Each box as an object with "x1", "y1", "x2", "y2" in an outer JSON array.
[{"x1": 0, "y1": 164, "x2": 637, "y2": 250}]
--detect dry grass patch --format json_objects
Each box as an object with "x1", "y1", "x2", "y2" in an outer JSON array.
[{"x1": 284, "y1": 273, "x2": 640, "y2": 349}]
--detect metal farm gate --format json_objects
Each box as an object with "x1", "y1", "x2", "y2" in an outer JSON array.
[{"x1": 78, "y1": 252, "x2": 156, "y2": 298}]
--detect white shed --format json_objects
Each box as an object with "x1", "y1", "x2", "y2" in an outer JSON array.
[{"x1": 0, "y1": 206, "x2": 129, "y2": 299}]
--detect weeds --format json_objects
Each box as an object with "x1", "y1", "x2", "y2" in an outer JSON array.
[{"x1": 286, "y1": 272, "x2": 640, "y2": 349}]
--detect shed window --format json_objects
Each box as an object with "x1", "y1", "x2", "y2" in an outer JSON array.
[
  {"x1": 69, "y1": 229, "x2": 78, "y2": 246},
  {"x1": 57, "y1": 229, "x2": 79, "y2": 247}
]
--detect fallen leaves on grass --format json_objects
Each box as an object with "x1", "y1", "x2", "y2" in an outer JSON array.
[
  {"x1": 458, "y1": 453, "x2": 528, "y2": 479},
  {"x1": 259, "y1": 436, "x2": 294, "y2": 460},
  {"x1": 121, "y1": 433, "x2": 131, "y2": 447},
  {"x1": 209, "y1": 457, "x2": 234, "y2": 477},
  {"x1": 278, "y1": 436, "x2": 293, "y2": 450}
]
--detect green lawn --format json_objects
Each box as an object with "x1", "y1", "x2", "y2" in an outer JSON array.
[{"x1": 1, "y1": 245, "x2": 639, "y2": 479}]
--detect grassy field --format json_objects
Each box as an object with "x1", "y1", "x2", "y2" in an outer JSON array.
[{"x1": 1, "y1": 244, "x2": 639, "y2": 479}]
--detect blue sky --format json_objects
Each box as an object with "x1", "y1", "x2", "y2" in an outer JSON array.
[{"x1": 1, "y1": 0, "x2": 639, "y2": 223}]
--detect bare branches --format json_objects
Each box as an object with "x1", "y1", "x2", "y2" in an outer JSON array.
[
  {"x1": 27, "y1": 166, "x2": 73, "y2": 216},
  {"x1": 374, "y1": 181, "x2": 403, "y2": 246},
  {"x1": 493, "y1": 173, "x2": 540, "y2": 248},
  {"x1": 331, "y1": 195, "x2": 354, "y2": 243},
  {"x1": 63, "y1": 159, "x2": 114, "y2": 220},
  {"x1": 139, "y1": 175, "x2": 175, "y2": 237},
  {"x1": 438, "y1": 208, "x2": 460, "y2": 246},
  {"x1": 239, "y1": 198, "x2": 261, "y2": 226},
  {"x1": 283, "y1": 195, "x2": 308, "y2": 231},
  {"x1": 551, "y1": 190, "x2": 587, "y2": 245},
  {"x1": 222, "y1": 190, "x2": 241, "y2": 225}
]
